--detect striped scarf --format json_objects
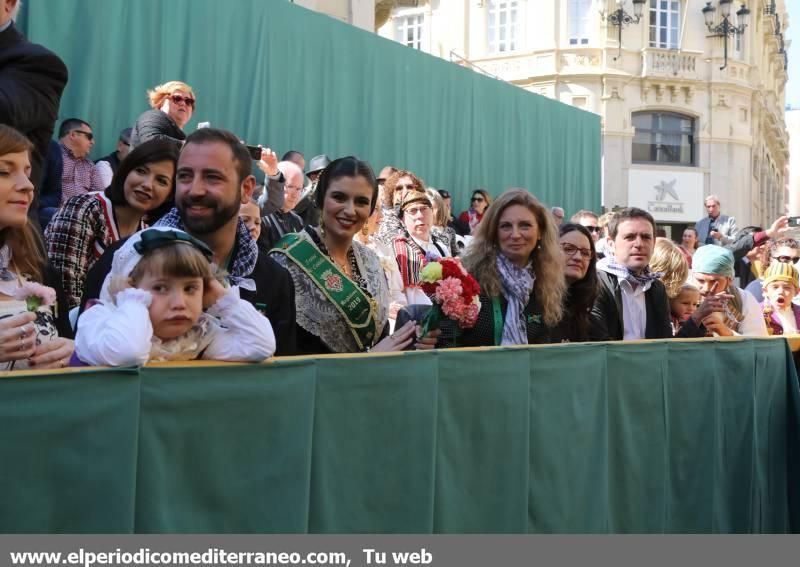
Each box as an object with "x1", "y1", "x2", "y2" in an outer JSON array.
[
  {"x1": 155, "y1": 208, "x2": 257, "y2": 291},
  {"x1": 393, "y1": 235, "x2": 427, "y2": 288},
  {"x1": 596, "y1": 256, "x2": 663, "y2": 288}
]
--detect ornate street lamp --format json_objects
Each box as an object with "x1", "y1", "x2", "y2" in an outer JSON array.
[
  {"x1": 601, "y1": 0, "x2": 646, "y2": 60},
  {"x1": 702, "y1": 1, "x2": 750, "y2": 70}
]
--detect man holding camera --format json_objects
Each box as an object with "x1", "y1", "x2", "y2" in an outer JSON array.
[{"x1": 696, "y1": 195, "x2": 737, "y2": 246}]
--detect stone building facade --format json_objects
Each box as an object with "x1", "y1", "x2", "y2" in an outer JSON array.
[{"x1": 377, "y1": 0, "x2": 790, "y2": 234}]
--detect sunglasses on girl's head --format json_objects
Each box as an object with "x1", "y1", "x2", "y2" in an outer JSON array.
[{"x1": 170, "y1": 93, "x2": 196, "y2": 108}]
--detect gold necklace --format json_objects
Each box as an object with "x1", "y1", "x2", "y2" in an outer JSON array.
[
  {"x1": 319, "y1": 229, "x2": 353, "y2": 277},
  {"x1": 331, "y1": 253, "x2": 352, "y2": 277}
]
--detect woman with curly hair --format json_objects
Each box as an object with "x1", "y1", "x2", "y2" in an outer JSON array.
[
  {"x1": 376, "y1": 169, "x2": 426, "y2": 243},
  {"x1": 130, "y1": 80, "x2": 196, "y2": 148},
  {"x1": 557, "y1": 223, "x2": 598, "y2": 341},
  {"x1": 445, "y1": 189, "x2": 566, "y2": 346},
  {"x1": 650, "y1": 237, "x2": 689, "y2": 300}
]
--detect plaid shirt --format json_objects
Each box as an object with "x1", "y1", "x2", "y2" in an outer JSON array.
[
  {"x1": 45, "y1": 193, "x2": 143, "y2": 309},
  {"x1": 59, "y1": 143, "x2": 105, "y2": 205}
]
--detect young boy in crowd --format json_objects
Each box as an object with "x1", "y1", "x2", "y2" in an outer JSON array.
[
  {"x1": 669, "y1": 283, "x2": 701, "y2": 336},
  {"x1": 761, "y1": 262, "x2": 800, "y2": 335}
]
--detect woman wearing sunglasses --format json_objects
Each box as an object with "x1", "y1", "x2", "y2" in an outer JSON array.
[
  {"x1": 130, "y1": 81, "x2": 196, "y2": 148},
  {"x1": 458, "y1": 189, "x2": 492, "y2": 235}
]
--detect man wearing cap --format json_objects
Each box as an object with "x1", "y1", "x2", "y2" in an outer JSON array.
[
  {"x1": 95, "y1": 127, "x2": 132, "y2": 188},
  {"x1": 590, "y1": 207, "x2": 712, "y2": 340},
  {"x1": 393, "y1": 190, "x2": 450, "y2": 306},
  {"x1": 293, "y1": 154, "x2": 330, "y2": 227},
  {"x1": 760, "y1": 262, "x2": 800, "y2": 335},
  {"x1": 691, "y1": 245, "x2": 768, "y2": 336}
]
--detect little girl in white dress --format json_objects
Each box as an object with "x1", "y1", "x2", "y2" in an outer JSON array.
[{"x1": 75, "y1": 227, "x2": 275, "y2": 366}]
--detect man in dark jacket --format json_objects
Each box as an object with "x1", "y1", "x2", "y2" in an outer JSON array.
[
  {"x1": 0, "y1": 0, "x2": 68, "y2": 221},
  {"x1": 80, "y1": 128, "x2": 297, "y2": 356},
  {"x1": 590, "y1": 207, "x2": 714, "y2": 341}
]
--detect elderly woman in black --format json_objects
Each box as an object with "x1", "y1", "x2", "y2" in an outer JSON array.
[{"x1": 557, "y1": 223, "x2": 598, "y2": 342}]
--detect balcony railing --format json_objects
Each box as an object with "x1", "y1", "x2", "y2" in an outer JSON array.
[{"x1": 642, "y1": 48, "x2": 700, "y2": 80}]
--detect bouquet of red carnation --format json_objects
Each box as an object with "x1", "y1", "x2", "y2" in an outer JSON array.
[{"x1": 418, "y1": 257, "x2": 481, "y2": 338}]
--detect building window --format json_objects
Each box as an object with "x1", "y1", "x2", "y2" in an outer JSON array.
[
  {"x1": 395, "y1": 13, "x2": 424, "y2": 50},
  {"x1": 488, "y1": 0, "x2": 519, "y2": 53},
  {"x1": 569, "y1": 0, "x2": 591, "y2": 45},
  {"x1": 632, "y1": 112, "x2": 695, "y2": 165},
  {"x1": 572, "y1": 96, "x2": 588, "y2": 109},
  {"x1": 649, "y1": 0, "x2": 681, "y2": 49}
]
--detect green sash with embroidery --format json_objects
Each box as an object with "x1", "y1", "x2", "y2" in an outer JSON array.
[{"x1": 273, "y1": 233, "x2": 378, "y2": 350}]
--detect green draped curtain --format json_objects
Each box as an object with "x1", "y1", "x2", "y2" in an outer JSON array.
[
  {"x1": 19, "y1": 0, "x2": 600, "y2": 215},
  {"x1": 1, "y1": 339, "x2": 799, "y2": 533}
]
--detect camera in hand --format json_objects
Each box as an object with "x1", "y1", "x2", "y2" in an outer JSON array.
[
  {"x1": 705, "y1": 215, "x2": 716, "y2": 245},
  {"x1": 245, "y1": 144, "x2": 262, "y2": 161}
]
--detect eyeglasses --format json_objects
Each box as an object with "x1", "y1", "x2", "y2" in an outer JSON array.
[
  {"x1": 586, "y1": 226, "x2": 602, "y2": 233},
  {"x1": 471, "y1": 197, "x2": 485, "y2": 203},
  {"x1": 773, "y1": 255, "x2": 800, "y2": 265},
  {"x1": 72, "y1": 130, "x2": 93, "y2": 141},
  {"x1": 560, "y1": 243, "x2": 592, "y2": 260},
  {"x1": 169, "y1": 93, "x2": 196, "y2": 108},
  {"x1": 404, "y1": 205, "x2": 431, "y2": 216}
]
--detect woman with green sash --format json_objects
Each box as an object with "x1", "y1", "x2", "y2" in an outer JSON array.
[
  {"x1": 439, "y1": 189, "x2": 567, "y2": 347},
  {"x1": 270, "y1": 157, "x2": 436, "y2": 355}
]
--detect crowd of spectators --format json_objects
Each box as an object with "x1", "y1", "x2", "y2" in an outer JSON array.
[{"x1": 1, "y1": 0, "x2": 797, "y2": 371}]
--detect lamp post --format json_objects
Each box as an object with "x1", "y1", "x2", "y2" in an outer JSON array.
[
  {"x1": 702, "y1": 1, "x2": 750, "y2": 70},
  {"x1": 602, "y1": 0, "x2": 646, "y2": 60}
]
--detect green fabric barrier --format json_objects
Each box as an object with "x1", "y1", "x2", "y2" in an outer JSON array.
[
  {"x1": 19, "y1": 0, "x2": 601, "y2": 215},
  {"x1": 0, "y1": 338, "x2": 798, "y2": 533},
  {"x1": 0, "y1": 368, "x2": 140, "y2": 533}
]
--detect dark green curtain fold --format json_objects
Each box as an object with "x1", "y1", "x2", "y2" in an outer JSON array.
[
  {"x1": 20, "y1": 0, "x2": 600, "y2": 214},
  {"x1": 0, "y1": 339, "x2": 798, "y2": 533}
]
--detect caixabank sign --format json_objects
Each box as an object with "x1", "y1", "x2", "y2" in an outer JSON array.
[{"x1": 628, "y1": 169, "x2": 704, "y2": 222}]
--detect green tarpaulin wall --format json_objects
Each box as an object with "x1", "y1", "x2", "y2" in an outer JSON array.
[
  {"x1": 18, "y1": 0, "x2": 601, "y2": 215},
  {"x1": 1, "y1": 338, "x2": 799, "y2": 533}
]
